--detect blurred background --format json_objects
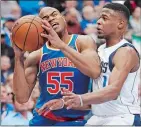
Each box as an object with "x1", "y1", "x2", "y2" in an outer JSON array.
[{"x1": 1, "y1": 0, "x2": 141, "y2": 125}]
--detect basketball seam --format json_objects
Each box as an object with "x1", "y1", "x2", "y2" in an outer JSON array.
[
  {"x1": 21, "y1": 17, "x2": 42, "y2": 25},
  {"x1": 23, "y1": 16, "x2": 36, "y2": 51},
  {"x1": 13, "y1": 22, "x2": 31, "y2": 46},
  {"x1": 31, "y1": 23, "x2": 40, "y2": 50}
]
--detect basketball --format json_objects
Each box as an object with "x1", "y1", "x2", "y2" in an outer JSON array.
[{"x1": 11, "y1": 15, "x2": 45, "y2": 52}]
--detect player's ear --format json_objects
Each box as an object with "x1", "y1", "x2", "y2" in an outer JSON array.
[
  {"x1": 62, "y1": 15, "x2": 66, "y2": 22},
  {"x1": 118, "y1": 20, "x2": 124, "y2": 30}
]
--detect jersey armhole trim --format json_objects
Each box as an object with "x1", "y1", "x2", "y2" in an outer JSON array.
[{"x1": 75, "y1": 35, "x2": 79, "y2": 52}]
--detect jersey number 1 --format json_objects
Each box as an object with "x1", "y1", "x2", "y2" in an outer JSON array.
[{"x1": 47, "y1": 72, "x2": 74, "y2": 94}]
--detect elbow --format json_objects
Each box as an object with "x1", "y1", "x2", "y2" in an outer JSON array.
[
  {"x1": 110, "y1": 88, "x2": 120, "y2": 100},
  {"x1": 112, "y1": 92, "x2": 120, "y2": 100},
  {"x1": 15, "y1": 96, "x2": 29, "y2": 104},
  {"x1": 91, "y1": 66, "x2": 101, "y2": 79}
]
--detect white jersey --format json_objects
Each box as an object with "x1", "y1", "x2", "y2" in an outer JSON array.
[{"x1": 92, "y1": 39, "x2": 140, "y2": 116}]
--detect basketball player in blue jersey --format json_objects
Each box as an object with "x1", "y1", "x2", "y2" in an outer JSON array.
[
  {"x1": 12, "y1": 7, "x2": 101, "y2": 126},
  {"x1": 61, "y1": 3, "x2": 141, "y2": 126}
]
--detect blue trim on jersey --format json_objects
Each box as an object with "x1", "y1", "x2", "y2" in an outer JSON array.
[
  {"x1": 42, "y1": 34, "x2": 78, "y2": 54},
  {"x1": 68, "y1": 34, "x2": 78, "y2": 51},
  {"x1": 133, "y1": 114, "x2": 141, "y2": 126},
  {"x1": 109, "y1": 43, "x2": 140, "y2": 72}
]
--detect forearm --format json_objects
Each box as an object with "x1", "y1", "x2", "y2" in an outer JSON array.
[
  {"x1": 61, "y1": 44, "x2": 100, "y2": 78},
  {"x1": 13, "y1": 58, "x2": 30, "y2": 103},
  {"x1": 72, "y1": 105, "x2": 91, "y2": 110},
  {"x1": 81, "y1": 84, "x2": 118, "y2": 105}
]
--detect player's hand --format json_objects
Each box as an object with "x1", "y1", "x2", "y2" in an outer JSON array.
[
  {"x1": 10, "y1": 34, "x2": 25, "y2": 59},
  {"x1": 62, "y1": 89, "x2": 82, "y2": 110},
  {"x1": 36, "y1": 99, "x2": 64, "y2": 115},
  {"x1": 40, "y1": 20, "x2": 66, "y2": 49}
]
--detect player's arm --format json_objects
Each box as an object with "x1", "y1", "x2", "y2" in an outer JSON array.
[
  {"x1": 63, "y1": 47, "x2": 139, "y2": 109},
  {"x1": 61, "y1": 35, "x2": 101, "y2": 79},
  {"x1": 13, "y1": 45, "x2": 40, "y2": 104},
  {"x1": 41, "y1": 20, "x2": 101, "y2": 79},
  {"x1": 71, "y1": 104, "x2": 91, "y2": 110}
]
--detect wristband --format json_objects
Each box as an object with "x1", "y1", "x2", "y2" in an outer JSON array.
[
  {"x1": 60, "y1": 98, "x2": 65, "y2": 109},
  {"x1": 78, "y1": 95, "x2": 83, "y2": 107}
]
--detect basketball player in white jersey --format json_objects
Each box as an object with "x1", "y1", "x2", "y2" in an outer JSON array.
[{"x1": 62, "y1": 3, "x2": 141, "y2": 126}]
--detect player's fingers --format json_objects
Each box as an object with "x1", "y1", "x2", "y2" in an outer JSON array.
[
  {"x1": 63, "y1": 95, "x2": 74, "y2": 102},
  {"x1": 66, "y1": 103, "x2": 75, "y2": 110},
  {"x1": 38, "y1": 103, "x2": 50, "y2": 115},
  {"x1": 65, "y1": 98, "x2": 75, "y2": 107},
  {"x1": 49, "y1": 104, "x2": 60, "y2": 110},
  {"x1": 41, "y1": 24, "x2": 51, "y2": 34},
  {"x1": 41, "y1": 20, "x2": 51, "y2": 27},
  {"x1": 62, "y1": 91, "x2": 74, "y2": 96},
  {"x1": 41, "y1": 20, "x2": 56, "y2": 36},
  {"x1": 41, "y1": 33, "x2": 49, "y2": 39}
]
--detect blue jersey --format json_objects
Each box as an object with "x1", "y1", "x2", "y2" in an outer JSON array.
[{"x1": 30, "y1": 34, "x2": 90, "y2": 125}]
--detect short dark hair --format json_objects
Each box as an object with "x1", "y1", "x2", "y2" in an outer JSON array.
[{"x1": 103, "y1": 3, "x2": 130, "y2": 21}]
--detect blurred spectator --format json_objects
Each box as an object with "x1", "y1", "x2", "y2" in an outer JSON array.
[
  {"x1": 1, "y1": 1, "x2": 20, "y2": 18},
  {"x1": 1, "y1": 85, "x2": 14, "y2": 119},
  {"x1": 1, "y1": 31, "x2": 15, "y2": 71},
  {"x1": 94, "y1": 0, "x2": 112, "y2": 6},
  {"x1": 64, "y1": 0, "x2": 78, "y2": 10},
  {"x1": 1, "y1": 29, "x2": 6, "y2": 44},
  {"x1": 45, "y1": 0, "x2": 65, "y2": 12},
  {"x1": 11, "y1": 5, "x2": 21, "y2": 19},
  {"x1": 63, "y1": 8, "x2": 82, "y2": 34},
  {"x1": 129, "y1": 6, "x2": 141, "y2": 33},
  {"x1": 3, "y1": 15, "x2": 17, "y2": 46},
  {"x1": 83, "y1": 0, "x2": 94, "y2": 7},
  {"x1": 80, "y1": 6, "x2": 97, "y2": 35},
  {"x1": 1, "y1": 55, "x2": 13, "y2": 84},
  {"x1": 5, "y1": 73, "x2": 14, "y2": 94},
  {"x1": 18, "y1": 0, "x2": 45, "y2": 16},
  {"x1": 63, "y1": 0, "x2": 82, "y2": 22},
  {"x1": 124, "y1": 0, "x2": 141, "y2": 14},
  {"x1": 1, "y1": 95, "x2": 33, "y2": 125}
]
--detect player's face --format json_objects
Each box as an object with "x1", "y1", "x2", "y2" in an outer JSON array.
[
  {"x1": 97, "y1": 8, "x2": 120, "y2": 39},
  {"x1": 39, "y1": 8, "x2": 66, "y2": 34}
]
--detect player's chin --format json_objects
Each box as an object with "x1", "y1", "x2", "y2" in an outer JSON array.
[
  {"x1": 97, "y1": 34, "x2": 105, "y2": 39},
  {"x1": 54, "y1": 27, "x2": 61, "y2": 33}
]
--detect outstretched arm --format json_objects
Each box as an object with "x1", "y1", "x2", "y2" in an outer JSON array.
[{"x1": 63, "y1": 47, "x2": 139, "y2": 109}]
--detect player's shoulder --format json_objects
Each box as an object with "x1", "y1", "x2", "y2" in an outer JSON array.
[
  {"x1": 116, "y1": 46, "x2": 138, "y2": 58},
  {"x1": 76, "y1": 35, "x2": 97, "y2": 50},
  {"x1": 77, "y1": 35, "x2": 95, "y2": 43},
  {"x1": 113, "y1": 46, "x2": 139, "y2": 68}
]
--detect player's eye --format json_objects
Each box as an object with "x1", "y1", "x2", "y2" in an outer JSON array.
[
  {"x1": 53, "y1": 13, "x2": 57, "y2": 17},
  {"x1": 43, "y1": 16, "x2": 49, "y2": 20},
  {"x1": 103, "y1": 16, "x2": 108, "y2": 21}
]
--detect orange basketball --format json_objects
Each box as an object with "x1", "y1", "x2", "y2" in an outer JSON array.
[{"x1": 11, "y1": 15, "x2": 45, "y2": 52}]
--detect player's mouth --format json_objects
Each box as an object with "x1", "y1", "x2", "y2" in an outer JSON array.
[
  {"x1": 51, "y1": 22, "x2": 59, "y2": 29},
  {"x1": 97, "y1": 27, "x2": 103, "y2": 34}
]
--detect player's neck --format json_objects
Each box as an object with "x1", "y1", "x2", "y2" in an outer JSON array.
[
  {"x1": 57, "y1": 29, "x2": 71, "y2": 45},
  {"x1": 48, "y1": 31, "x2": 71, "y2": 49},
  {"x1": 61, "y1": 32, "x2": 72, "y2": 45},
  {"x1": 106, "y1": 36, "x2": 123, "y2": 47}
]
